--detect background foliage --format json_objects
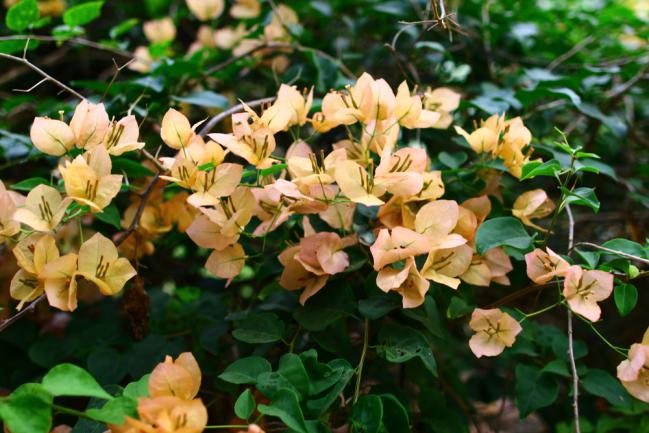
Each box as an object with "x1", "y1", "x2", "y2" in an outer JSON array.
[{"x1": 0, "y1": 0, "x2": 648, "y2": 432}]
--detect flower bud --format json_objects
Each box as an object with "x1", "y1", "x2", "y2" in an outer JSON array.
[{"x1": 30, "y1": 117, "x2": 75, "y2": 156}]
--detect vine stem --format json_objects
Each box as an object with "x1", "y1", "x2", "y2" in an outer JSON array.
[
  {"x1": 353, "y1": 318, "x2": 369, "y2": 404},
  {"x1": 565, "y1": 204, "x2": 581, "y2": 433}
]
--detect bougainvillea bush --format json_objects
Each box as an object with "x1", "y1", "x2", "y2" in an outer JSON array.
[{"x1": 1, "y1": 0, "x2": 648, "y2": 432}]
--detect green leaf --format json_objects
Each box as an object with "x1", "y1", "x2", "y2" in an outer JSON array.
[
  {"x1": 520, "y1": 159, "x2": 561, "y2": 180},
  {"x1": 475, "y1": 217, "x2": 533, "y2": 255},
  {"x1": 258, "y1": 389, "x2": 309, "y2": 433},
  {"x1": 112, "y1": 157, "x2": 155, "y2": 178},
  {"x1": 582, "y1": 369, "x2": 633, "y2": 408},
  {"x1": 303, "y1": 358, "x2": 354, "y2": 417},
  {"x1": 123, "y1": 374, "x2": 150, "y2": 399},
  {"x1": 446, "y1": 296, "x2": 473, "y2": 319},
  {"x1": 10, "y1": 177, "x2": 50, "y2": 191},
  {"x1": 515, "y1": 364, "x2": 558, "y2": 418},
  {"x1": 232, "y1": 312, "x2": 285, "y2": 344},
  {"x1": 0, "y1": 384, "x2": 52, "y2": 433},
  {"x1": 376, "y1": 324, "x2": 437, "y2": 376},
  {"x1": 278, "y1": 353, "x2": 310, "y2": 400},
  {"x1": 234, "y1": 389, "x2": 256, "y2": 420},
  {"x1": 63, "y1": 1, "x2": 104, "y2": 26},
  {"x1": 601, "y1": 239, "x2": 647, "y2": 260},
  {"x1": 379, "y1": 394, "x2": 410, "y2": 433},
  {"x1": 42, "y1": 364, "x2": 112, "y2": 400},
  {"x1": 438, "y1": 151, "x2": 468, "y2": 169},
  {"x1": 172, "y1": 91, "x2": 228, "y2": 109},
  {"x1": 259, "y1": 163, "x2": 288, "y2": 177},
  {"x1": 85, "y1": 397, "x2": 137, "y2": 424},
  {"x1": 359, "y1": 295, "x2": 401, "y2": 320},
  {"x1": 218, "y1": 356, "x2": 271, "y2": 384},
  {"x1": 94, "y1": 203, "x2": 121, "y2": 229},
  {"x1": 614, "y1": 283, "x2": 638, "y2": 317},
  {"x1": 6, "y1": 0, "x2": 39, "y2": 32},
  {"x1": 350, "y1": 395, "x2": 383, "y2": 433},
  {"x1": 562, "y1": 187, "x2": 600, "y2": 213},
  {"x1": 109, "y1": 18, "x2": 139, "y2": 39}
]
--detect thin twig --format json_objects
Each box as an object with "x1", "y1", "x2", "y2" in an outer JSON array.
[
  {"x1": 0, "y1": 35, "x2": 134, "y2": 59},
  {"x1": 0, "y1": 51, "x2": 84, "y2": 99},
  {"x1": 198, "y1": 97, "x2": 276, "y2": 136},
  {"x1": 353, "y1": 318, "x2": 370, "y2": 404},
  {"x1": 0, "y1": 295, "x2": 46, "y2": 332},
  {"x1": 574, "y1": 242, "x2": 649, "y2": 265},
  {"x1": 205, "y1": 42, "x2": 355, "y2": 79},
  {"x1": 548, "y1": 36, "x2": 595, "y2": 71},
  {"x1": 113, "y1": 172, "x2": 162, "y2": 246},
  {"x1": 565, "y1": 204, "x2": 581, "y2": 433}
]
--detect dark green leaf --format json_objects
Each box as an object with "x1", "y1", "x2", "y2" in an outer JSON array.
[
  {"x1": 172, "y1": 91, "x2": 228, "y2": 109},
  {"x1": 582, "y1": 369, "x2": 633, "y2": 408},
  {"x1": 112, "y1": 157, "x2": 155, "y2": 178},
  {"x1": 520, "y1": 159, "x2": 561, "y2": 180},
  {"x1": 376, "y1": 324, "x2": 437, "y2": 376},
  {"x1": 475, "y1": 217, "x2": 533, "y2": 255},
  {"x1": 563, "y1": 187, "x2": 600, "y2": 213},
  {"x1": 350, "y1": 395, "x2": 383, "y2": 433},
  {"x1": 515, "y1": 364, "x2": 558, "y2": 418},
  {"x1": 614, "y1": 283, "x2": 638, "y2": 317},
  {"x1": 232, "y1": 313, "x2": 285, "y2": 344},
  {"x1": 94, "y1": 203, "x2": 121, "y2": 229},
  {"x1": 234, "y1": 389, "x2": 256, "y2": 420},
  {"x1": 11, "y1": 177, "x2": 50, "y2": 191},
  {"x1": 218, "y1": 356, "x2": 271, "y2": 384},
  {"x1": 85, "y1": 397, "x2": 137, "y2": 424},
  {"x1": 258, "y1": 389, "x2": 309, "y2": 433}
]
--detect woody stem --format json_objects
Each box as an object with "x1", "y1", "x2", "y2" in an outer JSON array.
[
  {"x1": 354, "y1": 318, "x2": 370, "y2": 404},
  {"x1": 565, "y1": 204, "x2": 581, "y2": 433}
]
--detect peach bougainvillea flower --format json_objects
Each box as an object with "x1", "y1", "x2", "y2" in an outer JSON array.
[
  {"x1": 186, "y1": 0, "x2": 225, "y2": 21},
  {"x1": 562, "y1": 265, "x2": 614, "y2": 322},
  {"x1": 205, "y1": 242, "x2": 247, "y2": 282},
  {"x1": 40, "y1": 252, "x2": 79, "y2": 312},
  {"x1": 469, "y1": 308, "x2": 522, "y2": 358},
  {"x1": 423, "y1": 87, "x2": 461, "y2": 129},
  {"x1": 13, "y1": 184, "x2": 70, "y2": 232},
  {"x1": 376, "y1": 257, "x2": 430, "y2": 308},
  {"x1": 0, "y1": 189, "x2": 20, "y2": 243},
  {"x1": 185, "y1": 163, "x2": 243, "y2": 208},
  {"x1": 143, "y1": 17, "x2": 176, "y2": 43},
  {"x1": 288, "y1": 146, "x2": 347, "y2": 189},
  {"x1": 414, "y1": 200, "x2": 467, "y2": 249},
  {"x1": 421, "y1": 244, "x2": 473, "y2": 290},
  {"x1": 279, "y1": 221, "x2": 354, "y2": 304},
  {"x1": 370, "y1": 227, "x2": 430, "y2": 271},
  {"x1": 230, "y1": 0, "x2": 261, "y2": 19},
  {"x1": 10, "y1": 234, "x2": 59, "y2": 309},
  {"x1": 617, "y1": 328, "x2": 649, "y2": 403},
  {"x1": 161, "y1": 108, "x2": 196, "y2": 151},
  {"x1": 30, "y1": 117, "x2": 75, "y2": 156},
  {"x1": 101, "y1": 115, "x2": 146, "y2": 156},
  {"x1": 525, "y1": 247, "x2": 570, "y2": 284},
  {"x1": 394, "y1": 81, "x2": 441, "y2": 129},
  {"x1": 512, "y1": 189, "x2": 555, "y2": 231},
  {"x1": 69, "y1": 100, "x2": 110, "y2": 150},
  {"x1": 274, "y1": 84, "x2": 314, "y2": 127},
  {"x1": 59, "y1": 146, "x2": 122, "y2": 212},
  {"x1": 76, "y1": 232, "x2": 136, "y2": 296},
  {"x1": 148, "y1": 352, "x2": 202, "y2": 400},
  {"x1": 111, "y1": 352, "x2": 207, "y2": 433}
]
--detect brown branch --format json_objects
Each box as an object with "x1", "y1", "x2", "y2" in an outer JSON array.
[
  {"x1": 0, "y1": 50, "x2": 84, "y2": 99},
  {"x1": 113, "y1": 172, "x2": 162, "y2": 247},
  {"x1": 0, "y1": 35, "x2": 134, "y2": 59},
  {"x1": 0, "y1": 295, "x2": 46, "y2": 332},
  {"x1": 548, "y1": 36, "x2": 595, "y2": 71},
  {"x1": 198, "y1": 97, "x2": 277, "y2": 137},
  {"x1": 205, "y1": 42, "x2": 355, "y2": 79}
]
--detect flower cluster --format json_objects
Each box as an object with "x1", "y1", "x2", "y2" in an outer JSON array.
[{"x1": 110, "y1": 352, "x2": 208, "y2": 433}]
